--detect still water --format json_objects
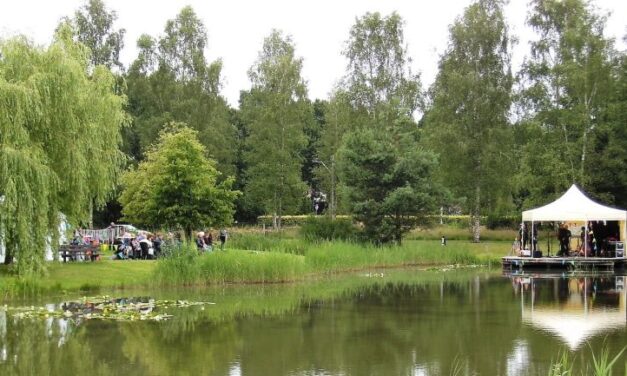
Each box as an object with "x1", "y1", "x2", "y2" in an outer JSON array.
[{"x1": 1, "y1": 270, "x2": 625, "y2": 375}]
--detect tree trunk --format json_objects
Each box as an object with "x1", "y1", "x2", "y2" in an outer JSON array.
[
  {"x1": 472, "y1": 185, "x2": 481, "y2": 243},
  {"x1": 186, "y1": 225, "x2": 193, "y2": 243},
  {"x1": 3, "y1": 248, "x2": 12, "y2": 265}
]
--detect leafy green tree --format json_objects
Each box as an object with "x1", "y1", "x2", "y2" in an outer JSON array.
[
  {"x1": 587, "y1": 48, "x2": 627, "y2": 208},
  {"x1": 325, "y1": 12, "x2": 424, "y2": 223},
  {"x1": 240, "y1": 30, "x2": 310, "y2": 229},
  {"x1": 125, "y1": 6, "x2": 236, "y2": 177},
  {"x1": 338, "y1": 126, "x2": 440, "y2": 245},
  {"x1": 62, "y1": 0, "x2": 125, "y2": 70},
  {"x1": 343, "y1": 12, "x2": 422, "y2": 122},
  {"x1": 119, "y1": 125, "x2": 239, "y2": 238},
  {"x1": 313, "y1": 92, "x2": 353, "y2": 217},
  {"x1": 0, "y1": 27, "x2": 126, "y2": 273},
  {"x1": 424, "y1": 0, "x2": 513, "y2": 242},
  {"x1": 516, "y1": 0, "x2": 618, "y2": 205}
]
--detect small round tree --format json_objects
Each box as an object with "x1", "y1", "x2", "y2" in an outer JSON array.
[{"x1": 119, "y1": 124, "x2": 239, "y2": 239}]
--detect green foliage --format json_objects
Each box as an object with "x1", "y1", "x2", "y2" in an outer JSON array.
[
  {"x1": 313, "y1": 93, "x2": 351, "y2": 214},
  {"x1": 485, "y1": 214, "x2": 519, "y2": 230},
  {"x1": 343, "y1": 12, "x2": 422, "y2": 119},
  {"x1": 424, "y1": 0, "x2": 513, "y2": 241},
  {"x1": 305, "y1": 241, "x2": 485, "y2": 273},
  {"x1": 240, "y1": 30, "x2": 310, "y2": 227},
  {"x1": 338, "y1": 128, "x2": 441, "y2": 245},
  {"x1": 516, "y1": 0, "x2": 618, "y2": 208},
  {"x1": 300, "y1": 216, "x2": 357, "y2": 242},
  {"x1": 118, "y1": 125, "x2": 239, "y2": 236},
  {"x1": 0, "y1": 29, "x2": 126, "y2": 274},
  {"x1": 408, "y1": 225, "x2": 516, "y2": 242},
  {"x1": 547, "y1": 344, "x2": 626, "y2": 376},
  {"x1": 152, "y1": 243, "x2": 202, "y2": 286},
  {"x1": 125, "y1": 6, "x2": 236, "y2": 175},
  {"x1": 63, "y1": 0, "x2": 125, "y2": 70},
  {"x1": 548, "y1": 351, "x2": 574, "y2": 376},
  {"x1": 228, "y1": 232, "x2": 308, "y2": 255},
  {"x1": 199, "y1": 250, "x2": 307, "y2": 283}
]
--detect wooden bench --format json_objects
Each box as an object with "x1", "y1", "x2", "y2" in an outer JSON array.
[{"x1": 58, "y1": 244, "x2": 101, "y2": 262}]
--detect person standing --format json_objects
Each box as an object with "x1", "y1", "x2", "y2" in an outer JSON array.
[
  {"x1": 219, "y1": 229, "x2": 228, "y2": 250},
  {"x1": 204, "y1": 232, "x2": 213, "y2": 252},
  {"x1": 557, "y1": 224, "x2": 571, "y2": 257},
  {"x1": 107, "y1": 222, "x2": 116, "y2": 251},
  {"x1": 196, "y1": 232, "x2": 206, "y2": 253}
]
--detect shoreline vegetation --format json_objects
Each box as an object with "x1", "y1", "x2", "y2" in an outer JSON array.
[{"x1": 0, "y1": 226, "x2": 511, "y2": 299}]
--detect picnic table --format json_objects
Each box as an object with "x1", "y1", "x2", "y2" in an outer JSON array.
[{"x1": 58, "y1": 244, "x2": 101, "y2": 262}]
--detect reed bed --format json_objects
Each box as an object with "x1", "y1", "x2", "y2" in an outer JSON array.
[
  {"x1": 548, "y1": 344, "x2": 626, "y2": 376},
  {"x1": 305, "y1": 241, "x2": 487, "y2": 273},
  {"x1": 408, "y1": 225, "x2": 517, "y2": 242},
  {"x1": 152, "y1": 239, "x2": 500, "y2": 286}
]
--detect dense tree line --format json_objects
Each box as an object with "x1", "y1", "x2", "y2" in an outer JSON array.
[{"x1": 2, "y1": 0, "x2": 626, "y2": 272}]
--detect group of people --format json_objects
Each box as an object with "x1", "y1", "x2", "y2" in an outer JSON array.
[
  {"x1": 515, "y1": 221, "x2": 620, "y2": 257},
  {"x1": 196, "y1": 229, "x2": 228, "y2": 252},
  {"x1": 112, "y1": 231, "x2": 164, "y2": 260}
]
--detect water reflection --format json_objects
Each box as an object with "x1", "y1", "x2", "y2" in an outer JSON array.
[
  {"x1": 511, "y1": 274, "x2": 626, "y2": 350},
  {"x1": 0, "y1": 271, "x2": 626, "y2": 375}
]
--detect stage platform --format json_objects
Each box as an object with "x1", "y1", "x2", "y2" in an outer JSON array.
[{"x1": 502, "y1": 256, "x2": 627, "y2": 271}]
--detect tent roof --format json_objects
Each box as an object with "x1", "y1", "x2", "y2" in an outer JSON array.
[
  {"x1": 522, "y1": 185, "x2": 627, "y2": 222},
  {"x1": 522, "y1": 308, "x2": 626, "y2": 349}
]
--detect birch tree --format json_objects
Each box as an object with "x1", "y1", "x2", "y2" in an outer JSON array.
[
  {"x1": 425, "y1": 0, "x2": 513, "y2": 242},
  {"x1": 517, "y1": 0, "x2": 615, "y2": 201},
  {"x1": 126, "y1": 6, "x2": 236, "y2": 176},
  {"x1": 240, "y1": 30, "x2": 309, "y2": 229}
]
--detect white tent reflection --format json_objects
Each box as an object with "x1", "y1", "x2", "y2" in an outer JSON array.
[{"x1": 515, "y1": 276, "x2": 626, "y2": 350}]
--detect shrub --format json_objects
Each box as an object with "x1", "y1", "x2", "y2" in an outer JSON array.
[
  {"x1": 257, "y1": 215, "x2": 352, "y2": 227},
  {"x1": 486, "y1": 214, "x2": 520, "y2": 230},
  {"x1": 300, "y1": 216, "x2": 358, "y2": 242}
]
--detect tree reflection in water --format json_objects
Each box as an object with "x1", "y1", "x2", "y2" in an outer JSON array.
[{"x1": 0, "y1": 271, "x2": 625, "y2": 375}]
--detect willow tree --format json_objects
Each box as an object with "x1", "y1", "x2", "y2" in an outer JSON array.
[
  {"x1": 0, "y1": 26, "x2": 126, "y2": 274},
  {"x1": 424, "y1": 0, "x2": 513, "y2": 242}
]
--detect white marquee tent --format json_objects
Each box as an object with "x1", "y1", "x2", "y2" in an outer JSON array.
[{"x1": 521, "y1": 185, "x2": 627, "y2": 256}]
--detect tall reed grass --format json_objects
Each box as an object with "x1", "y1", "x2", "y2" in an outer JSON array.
[
  {"x1": 305, "y1": 241, "x2": 485, "y2": 273},
  {"x1": 548, "y1": 344, "x2": 626, "y2": 376},
  {"x1": 228, "y1": 232, "x2": 308, "y2": 255},
  {"x1": 153, "y1": 239, "x2": 497, "y2": 286},
  {"x1": 408, "y1": 226, "x2": 516, "y2": 242},
  {"x1": 153, "y1": 243, "x2": 307, "y2": 285}
]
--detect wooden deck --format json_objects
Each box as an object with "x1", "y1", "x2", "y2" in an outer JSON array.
[{"x1": 502, "y1": 256, "x2": 627, "y2": 271}]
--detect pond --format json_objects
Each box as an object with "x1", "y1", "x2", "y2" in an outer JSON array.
[{"x1": 0, "y1": 269, "x2": 625, "y2": 375}]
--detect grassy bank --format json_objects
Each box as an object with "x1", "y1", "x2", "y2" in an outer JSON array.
[
  {"x1": 152, "y1": 239, "x2": 503, "y2": 286},
  {"x1": 0, "y1": 260, "x2": 156, "y2": 299},
  {"x1": 0, "y1": 237, "x2": 508, "y2": 299}
]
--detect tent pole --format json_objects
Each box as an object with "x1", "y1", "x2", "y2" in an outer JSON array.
[
  {"x1": 584, "y1": 221, "x2": 588, "y2": 258},
  {"x1": 520, "y1": 221, "x2": 525, "y2": 254},
  {"x1": 532, "y1": 221, "x2": 535, "y2": 254}
]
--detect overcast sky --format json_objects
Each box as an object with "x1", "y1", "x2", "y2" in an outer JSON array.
[{"x1": 1, "y1": 0, "x2": 625, "y2": 107}]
